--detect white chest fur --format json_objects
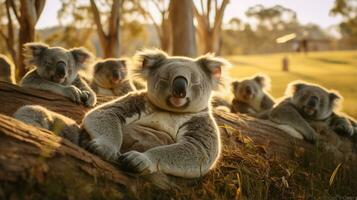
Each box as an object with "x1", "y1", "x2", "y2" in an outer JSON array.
[{"x1": 131, "y1": 111, "x2": 195, "y2": 140}]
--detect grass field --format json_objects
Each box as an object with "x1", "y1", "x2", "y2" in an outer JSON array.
[{"x1": 226, "y1": 50, "x2": 357, "y2": 118}]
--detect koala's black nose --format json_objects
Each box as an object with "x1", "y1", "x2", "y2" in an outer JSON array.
[
  {"x1": 172, "y1": 76, "x2": 188, "y2": 98},
  {"x1": 112, "y1": 71, "x2": 120, "y2": 80},
  {"x1": 245, "y1": 86, "x2": 252, "y2": 95},
  {"x1": 307, "y1": 96, "x2": 318, "y2": 107},
  {"x1": 55, "y1": 61, "x2": 66, "y2": 78}
]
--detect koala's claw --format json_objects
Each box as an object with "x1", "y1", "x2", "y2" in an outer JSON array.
[
  {"x1": 80, "y1": 91, "x2": 90, "y2": 102},
  {"x1": 304, "y1": 131, "x2": 318, "y2": 144},
  {"x1": 64, "y1": 86, "x2": 82, "y2": 104},
  {"x1": 86, "y1": 93, "x2": 97, "y2": 107},
  {"x1": 119, "y1": 151, "x2": 155, "y2": 175}
]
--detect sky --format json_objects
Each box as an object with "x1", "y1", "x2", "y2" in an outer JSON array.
[{"x1": 36, "y1": 0, "x2": 343, "y2": 29}]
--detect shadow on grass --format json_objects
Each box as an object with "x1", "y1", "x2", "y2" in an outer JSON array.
[{"x1": 312, "y1": 58, "x2": 350, "y2": 65}]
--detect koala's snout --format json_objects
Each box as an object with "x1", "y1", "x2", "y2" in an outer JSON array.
[
  {"x1": 307, "y1": 96, "x2": 318, "y2": 107},
  {"x1": 245, "y1": 86, "x2": 253, "y2": 95},
  {"x1": 55, "y1": 61, "x2": 66, "y2": 78},
  {"x1": 172, "y1": 76, "x2": 188, "y2": 98},
  {"x1": 112, "y1": 70, "x2": 120, "y2": 81}
]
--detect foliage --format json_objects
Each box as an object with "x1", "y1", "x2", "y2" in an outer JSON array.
[{"x1": 330, "y1": 0, "x2": 357, "y2": 47}]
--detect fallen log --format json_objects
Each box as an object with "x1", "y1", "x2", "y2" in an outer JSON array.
[{"x1": 0, "y1": 81, "x2": 356, "y2": 199}]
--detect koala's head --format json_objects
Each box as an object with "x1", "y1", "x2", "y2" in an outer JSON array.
[
  {"x1": 287, "y1": 81, "x2": 341, "y2": 120},
  {"x1": 132, "y1": 49, "x2": 230, "y2": 113},
  {"x1": 24, "y1": 42, "x2": 92, "y2": 85},
  {"x1": 93, "y1": 58, "x2": 127, "y2": 89},
  {"x1": 231, "y1": 74, "x2": 270, "y2": 103}
]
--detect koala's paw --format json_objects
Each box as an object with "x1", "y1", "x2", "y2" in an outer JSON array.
[
  {"x1": 304, "y1": 130, "x2": 318, "y2": 144},
  {"x1": 332, "y1": 123, "x2": 354, "y2": 137},
  {"x1": 87, "y1": 138, "x2": 120, "y2": 161},
  {"x1": 119, "y1": 151, "x2": 156, "y2": 175},
  {"x1": 80, "y1": 90, "x2": 96, "y2": 107},
  {"x1": 63, "y1": 86, "x2": 82, "y2": 104}
]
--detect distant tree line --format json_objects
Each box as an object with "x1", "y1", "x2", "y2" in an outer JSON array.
[{"x1": 0, "y1": 0, "x2": 355, "y2": 80}]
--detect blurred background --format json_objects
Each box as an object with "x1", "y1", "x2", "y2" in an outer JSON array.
[{"x1": 0, "y1": 0, "x2": 356, "y2": 117}]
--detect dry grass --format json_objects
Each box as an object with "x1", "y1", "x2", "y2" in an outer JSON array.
[
  {"x1": 226, "y1": 51, "x2": 357, "y2": 118},
  {"x1": 138, "y1": 123, "x2": 357, "y2": 200}
]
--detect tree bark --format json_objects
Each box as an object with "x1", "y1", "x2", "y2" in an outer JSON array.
[
  {"x1": 17, "y1": 0, "x2": 46, "y2": 79},
  {"x1": 0, "y1": 81, "x2": 356, "y2": 198},
  {"x1": 194, "y1": 0, "x2": 229, "y2": 54},
  {"x1": 136, "y1": 0, "x2": 172, "y2": 53},
  {"x1": 90, "y1": 0, "x2": 120, "y2": 58},
  {"x1": 169, "y1": 0, "x2": 197, "y2": 57}
]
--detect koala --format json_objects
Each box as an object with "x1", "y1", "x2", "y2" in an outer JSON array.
[
  {"x1": 269, "y1": 81, "x2": 356, "y2": 143},
  {"x1": 91, "y1": 58, "x2": 135, "y2": 96},
  {"x1": 0, "y1": 54, "x2": 16, "y2": 84},
  {"x1": 14, "y1": 49, "x2": 228, "y2": 179},
  {"x1": 230, "y1": 75, "x2": 275, "y2": 117},
  {"x1": 19, "y1": 43, "x2": 96, "y2": 107},
  {"x1": 13, "y1": 105, "x2": 81, "y2": 144}
]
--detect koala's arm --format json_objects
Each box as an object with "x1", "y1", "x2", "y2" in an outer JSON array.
[
  {"x1": 329, "y1": 113, "x2": 355, "y2": 136},
  {"x1": 13, "y1": 105, "x2": 81, "y2": 144},
  {"x1": 82, "y1": 92, "x2": 149, "y2": 160},
  {"x1": 72, "y1": 76, "x2": 97, "y2": 107},
  {"x1": 113, "y1": 80, "x2": 134, "y2": 96},
  {"x1": 231, "y1": 99, "x2": 256, "y2": 115},
  {"x1": 20, "y1": 70, "x2": 83, "y2": 103},
  {"x1": 121, "y1": 115, "x2": 220, "y2": 178},
  {"x1": 269, "y1": 101, "x2": 318, "y2": 142}
]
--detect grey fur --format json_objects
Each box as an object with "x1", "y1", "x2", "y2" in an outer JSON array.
[
  {"x1": 13, "y1": 105, "x2": 81, "y2": 144},
  {"x1": 14, "y1": 49, "x2": 228, "y2": 179},
  {"x1": 91, "y1": 58, "x2": 136, "y2": 96},
  {"x1": 20, "y1": 42, "x2": 96, "y2": 107},
  {"x1": 83, "y1": 49, "x2": 227, "y2": 177},
  {"x1": 230, "y1": 74, "x2": 275, "y2": 117},
  {"x1": 269, "y1": 81, "x2": 356, "y2": 143}
]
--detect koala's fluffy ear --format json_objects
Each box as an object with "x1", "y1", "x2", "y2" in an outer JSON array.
[
  {"x1": 286, "y1": 81, "x2": 307, "y2": 96},
  {"x1": 254, "y1": 74, "x2": 270, "y2": 90},
  {"x1": 23, "y1": 42, "x2": 49, "y2": 68},
  {"x1": 70, "y1": 47, "x2": 92, "y2": 68},
  {"x1": 132, "y1": 49, "x2": 167, "y2": 80},
  {"x1": 329, "y1": 90, "x2": 342, "y2": 109},
  {"x1": 93, "y1": 61, "x2": 103, "y2": 73},
  {"x1": 196, "y1": 54, "x2": 231, "y2": 90},
  {"x1": 231, "y1": 81, "x2": 240, "y2": 93}
]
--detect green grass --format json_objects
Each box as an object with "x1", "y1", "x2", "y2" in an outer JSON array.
[{"x1": 225, "y1": 50, "x2": 357, "y2": 118}]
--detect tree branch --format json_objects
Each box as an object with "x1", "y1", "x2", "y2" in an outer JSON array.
[
  {"x1": 90, "y1": 0, "x2": 107, "y2": 51},
  {"x1": 8, "y1": 0, "x2": 20, "y2": 22},
  {"x1": 34, "y1": 0, "x2": 46, "y2": 22},
  {"x1": 213, "y1": 0, "x2": 229, "y2": 30},
  {"x1": 136, "y1": 0, "x2": 162, "y2": 39},
  {"x1": 108, "y1": 0, "x2": 120, "y2": 39}
]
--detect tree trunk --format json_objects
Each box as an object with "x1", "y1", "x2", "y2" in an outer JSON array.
[
  {"x1": 16, "y1": 0, "x2": 46, "y2": 80},
  {"x1": 159, "y1": 18, "x2": 172, "y2": 53},
  {"x1": 0, "y1": 81, "x2": 356, "y2": 199},
  {"x1": 169, "y1": 0, "x2": 196, "y2": 57},
  {"x1": 90, "y1": 0, "x2": 120, "y2": 58},
  {"x1": 194, "y1": 0, "x2": 228, "y2": 54},
  {"x1": 17, "y1": 21, "x2": 35, "y2": 80}
]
